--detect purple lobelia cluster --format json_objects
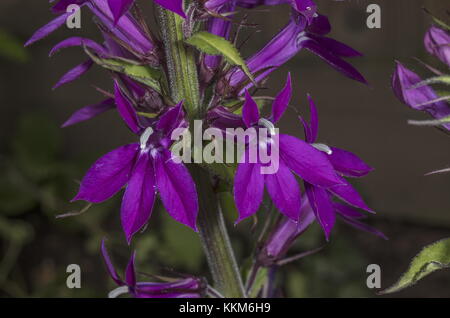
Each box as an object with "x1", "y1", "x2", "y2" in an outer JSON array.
[{"x1": 27, "y1": 0, "x2": 383, "y2": 298}]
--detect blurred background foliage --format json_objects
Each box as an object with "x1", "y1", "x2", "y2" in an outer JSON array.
[{"x1": 0, "y1": 0, "x2": 449, "y2": 298}]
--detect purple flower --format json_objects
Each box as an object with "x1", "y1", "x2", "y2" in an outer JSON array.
[
  {"x1": 233, "y1": 74, "x2": 343, "y2": 223},
  {"x1": 300, "y1": 95, "x2": 379, "y2": 240},
  {"x1": 101, "y1": 240, "x2": 204, "y2": 298},
  {"x1": 392, "y1": 61, "x2": 450, "y2": 131},
  {"x1": 222, "y1": 12, "x2": 366, "y2": 95},
  {"x1": 424, "y1": 26, "x2": 450, "y2": 67},
  {"x1": 73, "y1": 91, "x2": 199, "y2": 242}
]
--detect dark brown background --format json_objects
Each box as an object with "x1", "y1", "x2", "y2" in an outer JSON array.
[{"x1": 0, "y1": 0, "x2": 449, "y2": 297}]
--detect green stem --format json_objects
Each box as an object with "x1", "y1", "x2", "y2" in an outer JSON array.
[
  {"x1": 191, "y1": 167, "x2": 246, "y2": 298},
  {"x1": 158, "y1": 7, "x2": 201, "y2": 118},
  {"x1": 158, "y1": 8, "x2": 245, "y2": 298}
]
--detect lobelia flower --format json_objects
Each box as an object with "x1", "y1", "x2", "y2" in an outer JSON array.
[
  {"x1": 73, "y1": 90, "x2": 199, "y2": 243},
  {"x1": 424, "y1": 26, "x2": 450, "y2": 67},
  {"x1": 392, "y1": 61, "x2": 450, "y2": 131},
  {"x1": 299, "y1": 95, "x2": 381, "y2": 240},
  {"x1": 106, "y1": 0, "x2": 186, "y2": 21},
  {"x1": 221, "y1": 10, "x2": 366, "y2": 96},
  {"x1": 101, "y1": 240, "x2": 204, "y2": 298},
  {"x1": 233, "y1": 74, "x2": 344, "y2": 223}
]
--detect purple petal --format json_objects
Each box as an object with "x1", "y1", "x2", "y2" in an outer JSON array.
[
  {"x1": 306, "y1": 14, "x2": 331, "y2": 36},
  {"x1": 329, "y1": 178, "x2": 373, "y2": 212},
  {"x1": 154, "y1": 0, "x2": 186, "y2": 18},
  {"x1": 279, "y1": 134, "x2": 343, "y2": 187},
  {"x1": 265, "y1": 160, "x2": 301, "y2": 221},
  {"x1": 107, "y1": 0, "x2": 134, "y2": 23},
  {"x1": 49, "y1": 37, "x2": 108, "y2": 57},
  {"x1": 340, "y1": 215, "x2": 388, "y2": 240},
  {"x1": 62, "y1": 98, "x2": 115, "y2": 128},
  {"x1": 242, "y1": 90, "x2": 260, "y2": 127},
  {"x1": 121, "y1": 153, "x2": 156, "y2": 243},
  {"x1": 271, "y1": 73, "x2": 292, "y2": 123},
  {"x1": 114, "y1": 81, "x2": 140, "y2": 134},
  {"x1": 328, "y1": 146, "x2": 373, "y2": 177},
  {"x1": 154, "y1": 150, "x2": 198, "y2": 231},
  {"x1": 234, "y1": 151, "x2": 265, "y2": 222},
  {"x1": 309, "y1": 35, "x2": 363, "y2": 58},
  {"x1": 333, "y1": 202, "x2": 366, "y2": 219},
  {"x1": 53, "y1": 60, "x2": 93, "y2": 89},
  {"x1": 156, "y1": 102, "x2": 184, "y2": 135},
  {"x1": 303, "y1": 39, "x2": 367, "y2": 84},
  {"x1": 73, "y1": 143, "x2": 139, "y2": 203},
  {"x1": 101, "y1": 239, "x2": 124, "y2": 285},
  {"x1": 305, "y1": 183, "x2": 335, "y2": 240},
  {"x1": 125, "y1": 251, "x2": 136, "y2": 287},
  {"x1": 25, "y1": 12, "x2": 71, "y2": 46},
  {"x1": 51, "y1": 0, "x2": 86, "y2": 13}
]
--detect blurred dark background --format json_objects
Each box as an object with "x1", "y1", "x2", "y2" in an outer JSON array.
[{"x1": 0, "y1": 0, "x2": 449, "y2": 297}]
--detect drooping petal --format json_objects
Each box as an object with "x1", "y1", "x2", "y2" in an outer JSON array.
[
  {"x1": 101, "y1": 239, "x2": 124, "y2": 285},
  {"x1": 279, "y1": 134, "x2": 342, "y2": 187},
  {"x1": 271, "y1": 73, "x2": 292, "y2": 123},
  {"x1": 305, "y1": 183, "x2": 335, "y2": 240},
  {"x1": 302, "y1": 39, "x2": 367, "y2": 84},
  {"x1": 107, "y1": 0, "x2": 134, "y2": 23},
  {"x1": 114, "y1": 81, "x2": 140, "y2": 134},
  {"x1": 333, "y1": 202, "x2": 366, "y2": 219},
  {"x1": 328, "y1": 146, "x2": 373, "y2": 177},
  {"x1": 125, "y1": 251, "x2": 136, "y2": 287},
  {"x1": 242, "y1": 90, "x2": 260, "y2": 127},
  {"x1": 73, "y1": 143, "x2": 139, "y2": 203},
  {"x1": 265, "y1": 160, "x2": 301, "y2": 221},
  {"x1": 49, "y1": 37, "x2": 108, "y2": 57},
  {"x1": 340, "y1": 215, "x2": 388, "y2": 240},
  {"x1": 62, "y1": 98, "x2": 115, "y2": 128},
  {"x1": 234, "y1": 151, "x2": 265, "y2": 222},
  {"x1": 53, "y1": 59, "x2": 93, "y2": 89},
  {"x1": 121, "y1": 153, "x2": 156, "y2": 243},
  {"x1": 309, "y1": 35, "x2": 363, "y2": 57},
  {"x1": 25, "y1": 12, "x2": 71, "y2": 46},
  {"x1": 154, "y1": 149, "x2": 198, "y2": 231},
  {"x1": 328, "y1": 178, "x2": 373, "y2": 212},
  {"x1": 51, "y1": 0, "x2": 86, "y2": 13},
  {"x1": 154, "y1": 0, "x2": 186, "y2": 18}
]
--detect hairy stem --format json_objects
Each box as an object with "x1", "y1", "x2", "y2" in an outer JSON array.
[{"x1": 192, "y1": 167, "x2": 246, "y2": 298}]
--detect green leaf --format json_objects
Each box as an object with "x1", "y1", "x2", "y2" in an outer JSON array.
[
  {"x1": 85, "y1": 49, "x2": 164, "y2": 93},
  {"x1": 248, "y1": 267, "x2": 268, "y2": 298},
  {"x1": 380, "y1": 237, "x2": 450, "y2": 294},
  {"x1": 186, "y1": 31, "x2": 255, "y2": 83}
]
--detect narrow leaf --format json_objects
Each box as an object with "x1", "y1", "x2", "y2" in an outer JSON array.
[
  {"x1": 380, "y1": 237, "x2": 450, "y2": 294},
  {"x1": 186, "y1": 31, "x2": 255, "y2": 83}
]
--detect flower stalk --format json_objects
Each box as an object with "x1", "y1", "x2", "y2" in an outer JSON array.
[{"x1": 159, "y1": 6, "x2": 244, "y2": 298}]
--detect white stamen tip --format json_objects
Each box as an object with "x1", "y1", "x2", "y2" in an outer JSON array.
[
  {"x1": 108, "y1": 286, "x2": 130, "y2": 298},
  {"x1": 312, "y1": 143, "x2": 333, "y2": 155},
  {"x1": 258, "y1": 118, "x2": 276, "y2": 136},
  {"x1": 140, "y1": 127, "x2": 154, "y2": 150}
]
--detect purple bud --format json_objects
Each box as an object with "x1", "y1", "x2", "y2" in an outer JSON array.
[{"x1": 424, "y1": 26, "x2": 450, "y2": 67}]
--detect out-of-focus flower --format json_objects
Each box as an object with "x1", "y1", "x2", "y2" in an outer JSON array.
[
  {"x1": 101, "y1": 240, "x2": 204, "y2": 298},
  {"x1": 73, "y1": 98, "x2": 199, "y2": 242},
  {"x1": 392, "y1": 61, "x2": 450, "y2": 131},
  {"x1": 424, "y1": 26, "x2": 450, "y2": 66},
  {"x1": 233, "y1": 74, "x2": 343, "y2": 223}
]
